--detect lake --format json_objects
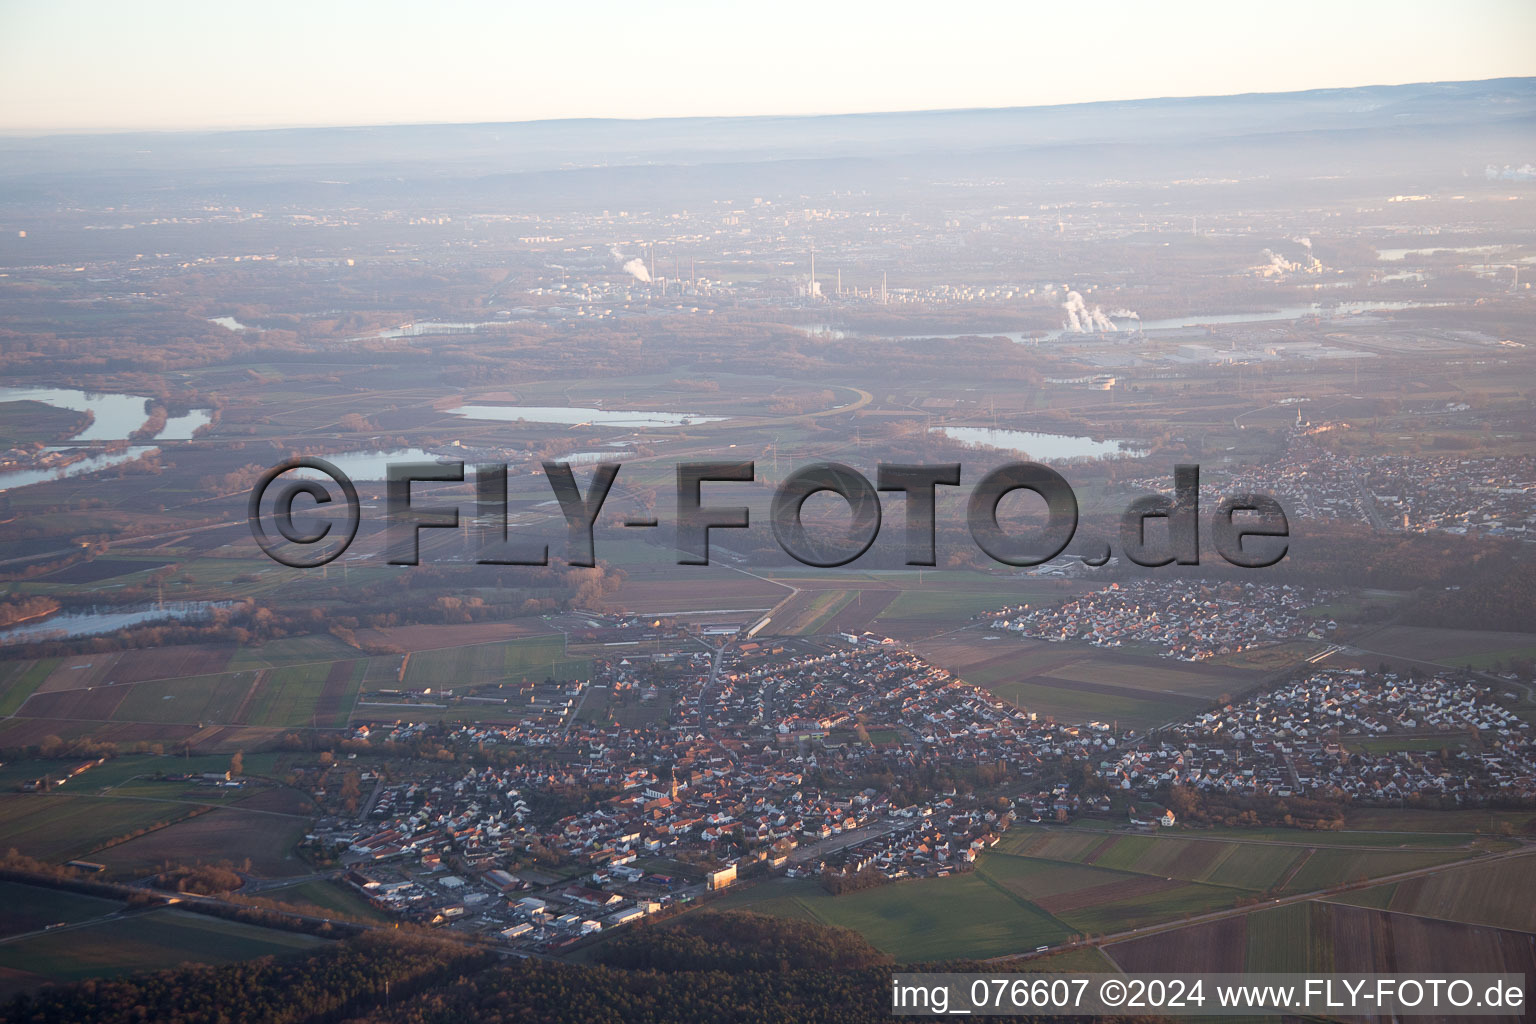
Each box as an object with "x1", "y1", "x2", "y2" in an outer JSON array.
[
  {"x1": 0, "y1": 386, "x2": 213, "y2": 442},
  {"x1": 454, "y1": 405, "x2": 725, "y2": 428},
  {"x1": 932, "y1": 426, "x2": 1144, "y2": 461},
  {"x1": 0, "y1": 601, "x2": 234, "y2": 645}
]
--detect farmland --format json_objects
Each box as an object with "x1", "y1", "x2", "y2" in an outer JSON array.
[
  {"x1": 400, "y1": 634, "x2": 587, "y2": 689},
  {"x1": 1330, "y1": 853, "x2": 1536, "y2": 933},
  {"x1": 0, "y1": 794, "x2": 198, "y2": 862},
  {"x1": 0, "y1": 901, "x2": 328, "y2": 998},
  {"x1": 92, "y1": 805, "x2": 311, "y2": 878},
  {"x1": 0, "y1": 881, "x2": 123, "y2": 939},
  {"x1": 912, "y1": 633, "x2": 1255, "y2": 731},
  {"x1": 1110, "y1": 899, "x2": 1536, "y2": 978},
  {"x1": 995, "y1": 826, "x2": 1481, "y2": 895},
  {"x1": 261, "y1": 878, "x2": 394, "y2": 923},
  {"x1": 700, "y1": 821, "x2": 1497, "y2": 964},
  {"x1": 712, "y1": 873, "x2": 1071, "y2": 962},
  {"x1": 0, "y1": 632, "x2": 595, "y2": 749}
]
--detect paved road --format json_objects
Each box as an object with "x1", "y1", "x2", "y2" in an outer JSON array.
[{"x1": 789, "y1": 818, "x2": 911, "y2": 865}]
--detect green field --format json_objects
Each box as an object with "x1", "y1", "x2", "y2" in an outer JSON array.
[
  {"x1": 875, "y1": 589, "x2": 1020, "y2": 624},
  {"x1": 0, "y1": 794, "x2": 195, "y2": 862},
  {"x1": 979, "y1": 681, "x2": 1198, "y2": 731},
  {"x1": 713, "y1": 873, "x2": 1071, "y2": 961},
  {"x1": 0, "y1": 659, "x2": 56, "y2": 717},
  {"x1": 1331, "y1": 853, "x2": 1536, "y2": 932},
  {"x1": 998, "y1": 827, "x2": 1480, "y2": 895},
  {"x1": 0, "y1": 881, "x2": 122, "y2": 939},
  {"x1": 401, "y1": 635, "x2": 587, "y2": 688},
  {"x1": 226, "y1": 634, "x2": 371, "y2": 671},
  {"x1": 0, "y1": 904, "x2": 327, "y2": 995},
  {"x1": 1244, "y1": 901, "x2": 1324, "y2": 972},
  {"x1": 1056, "y1": 882, "x2": 1239, "y2": 937},
  {"x1": 262, "y1": 877, "x2": 392, "y2": 923},
  {"x1": 113, "y1": 670, "x2": 258, "y2": 725},
  {"x1": 1281, "y1": 847, "x2": 1472, "y2": 893}
]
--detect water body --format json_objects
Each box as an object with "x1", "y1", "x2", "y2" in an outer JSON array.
[
  {"x1": 879, "y1": 301, "x2": 1445, "y2": 344},
  {"x1": 933, "y1": 426, "x2": 1144, "y2": 461},
  {"x1": 561, "y1": 451, "x2": 635, "y2": 465},
  {"x1": 0, "y1": 386, "x2": 213, "y2": 442},
  {"x1": 0, "y1": 447, "x2": 161, "y2": 492},
  {"x1": 375, "y1": 321, "x2": 502, "y2": 339},
  {"x1": 1377, "y1": 245, "x2": 1510, "y2": 261},
  {"x1": 454, "y1": 405, "x2": 725, "y2": 427},
  {"x1": 293, "y1": 449, "x2": 441, "y2": 481},
  {"x1": 0, "y1": 601, "x2": 233, "y2": 645},
  {"x1": 0, "y1": 386, "x2": 218, "y2": 492},
  {"x1": 0, "y1": 386, "x2": 157, "y2": 442}
]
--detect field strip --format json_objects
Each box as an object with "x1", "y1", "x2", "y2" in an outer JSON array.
[
  {"x1": 51, "y1": 792, "x2": 312, "y2": 821},
  {"x1": 1275, "y1": 848, "x2": 1313, "y2": 889},
  {"x1": 986, "y1": 849, "x2": 1272, "y2": 894},
  {"x1": 973, "y1": 863, "x2": 1078, "y2": 934},
  {"x1": 230, "y1": 670, "x2": 268, "y2": 726},
  {"x1": 1313, "y1": 894, "x2": 1536, "y2": 936},
  {"x1": 791, "y1": 895, "x2": 832, "y2": 927}
]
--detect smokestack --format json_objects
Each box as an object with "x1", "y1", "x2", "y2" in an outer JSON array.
[
  {"x1": 809, "y1": 243, "x2": 816, "y2": 301},
  {"x1": 881, "y1": 271, "x2": 887, "y2": 304}
]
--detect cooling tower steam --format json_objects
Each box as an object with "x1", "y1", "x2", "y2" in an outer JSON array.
[{"x1": 1061, "y1": 290, "x2": 1117, "y2": 333}]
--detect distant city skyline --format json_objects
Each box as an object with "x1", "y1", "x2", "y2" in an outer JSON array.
[{"x1": 1, "y1": 0, "x2": 1533, "y2": 135}]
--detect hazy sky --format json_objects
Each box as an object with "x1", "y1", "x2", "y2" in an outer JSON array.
[{"x1": 2, "y1": 0, "x2": 1533, "y2": 134}]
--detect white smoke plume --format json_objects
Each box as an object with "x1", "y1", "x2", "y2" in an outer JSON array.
[
  {"x1": 1061, "y1": 290, "x2": 1117, "y2": 333},
  {"x1": 610, "y1": 246, "x2": 652, "y2": 283}
]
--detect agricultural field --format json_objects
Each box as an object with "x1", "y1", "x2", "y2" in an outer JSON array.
[
  {"x1": 0, "y1": 904, "x2": 328, "y2": 998},
  {"x1": 1343, "y1": 807, "x2": 1536, "y2": 834},
  {"x1": 1329, "y1": 853, "x2": 1536, "y2": 933},
  {"x1": 1280, "y1": 847, "x2": 1476, "y2": 892},
  {"x1": 91, "y1": 804, "x2": 311, "y2": 878},
  {"x1": 1352, "y1": 625, "x2": 1536, "y2": 671},
  {"x1": 0, "y1": 881, "x2": 122, "y2": 939},
  {"x1": 996, "y1": 827, "x2": 1482, "y2": 896},
  {"x1": 261, "y1": 878, "x2": 393, "y2": 923},
  {"x1": 1111, "y1": 900, "x2": 1536, "y2": 979},
  {"x1": 599, "y1": 569, "x2": 786, "y2": 615},
  {"x1": 712, "y1": 872, "x2": 1071, "y2": 962},
  {"x1": 913, "y1": 635, "x2": 1244, "y2": 730},
  {"x1": 703, "y1": 824, "x2": 1482, "y2": 965},
  {"x1": 0, "y1": 794, "x2": 197, "y2": 863},
  {"x1": 1, "y1": 631, "x2": 587, "y2": 746},
  {"x1": 0, "y1": 659, "x2": 55, "y2": 716},
  {"x1": 769, "y1": 588, "x2": 895, "y2": 636},
  {"x1": 399, "y1": 634, "x2": 588, "y2": 689}
]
